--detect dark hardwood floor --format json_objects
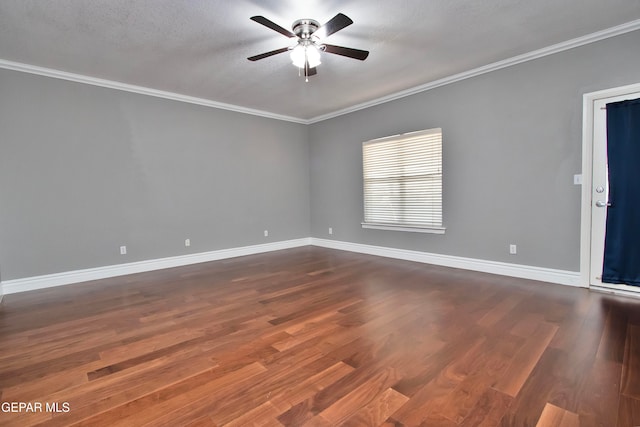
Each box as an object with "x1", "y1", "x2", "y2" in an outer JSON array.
[{"x1": 1, "y1": 246, "x2": 639, "y2": 426}]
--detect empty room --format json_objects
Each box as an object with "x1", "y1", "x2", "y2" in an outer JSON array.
[{"x1": 2, "y1": 1, "x2": 640, "y2": 426}]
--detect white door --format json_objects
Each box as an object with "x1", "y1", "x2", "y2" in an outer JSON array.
[{"x1": 589, "y1": 90, "x2": 640, "y2": 293}]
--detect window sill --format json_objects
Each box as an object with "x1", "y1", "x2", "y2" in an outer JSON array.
[{"x1": 361, "y1": 223, "x2": 446, "y2": 234}]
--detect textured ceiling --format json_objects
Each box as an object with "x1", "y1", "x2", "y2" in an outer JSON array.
[{"x1": 1, "y1": 1, "x2": 639, "y2": 121}]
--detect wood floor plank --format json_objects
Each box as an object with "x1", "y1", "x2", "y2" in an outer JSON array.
[
  {"x1": 390, "y1": 325, "x2": 487, "y2": 398},
  {"x1": 577, "y1": 358, "x2": 622, "y2": 427},
  {"x1": 1, "y1": 363, "x2": 94, "y2": 402},
  {"x1": 315, "y1": 368, "x2": 401, "y2": 425},
  {"x1": 223, "y1": 401, "x2": 282, "y2": 427},
  {"x1": 71, "y1": 357, "x2": 257, "y2": 426},
  {"x1": 498, "y1": 347, "x2": 566, "y2": 427},
  {"x1": 48, "y1": 357, "x2": 225, "y2": 426},
  {"x1": 87, "y1": 361, "x2": 267, "y2": 427},
  {"x1": 477, "y1": 294, "x2": 526, "y2": 328},
  {"x1": 459, "y1": 387, "x2": 513, "y2": 427},
  {"x1": 403, "y1": 323, "x2": 510, "y2": 424},
  {"x1": 548, "y1": 292, "x2": 593, "y2": 351},
  {"x1": 622, "y1": 324, "x2": 640, "y2": 399},
  {"x1": 493, "y1": 321, "x2": 558, "y2": 397},
  {"x1": 1, "y1": 246, "x2": 640, "y2": 426},
  {"x1": 439, "y1": 370, "x2": 498, "y2": 423},
  {"x1": 270, "y1": 361, "x2": 355, "y2": 414},
  {"x1": 341, "y1": 388, "x2": 409, "y2": 427},
  {"x1": 535, "y1": 403, "x2": 580, "y2": 427},
  {"x1": 389, "y1": 335, "x2": 488, "y2": 425},
  {"x1": 617, "y1": 395, "x2": 640, "y2": 427},
  {"x1": 206, "y1": 353, "x2": 336, "y2": 425},
  {"x1": 182, "y1": 415, "x2": 218, "y2": 427},
  {"x1": 596, "y1": 301, "x2": 628, "y2": 363}
]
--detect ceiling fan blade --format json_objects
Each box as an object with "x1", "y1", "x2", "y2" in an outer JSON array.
[
  {"x1": 247, "y1": 47, "x2": 289, "y2": 61},
  {"x1": 304, "y1": 66, "x2": 318, "y2": 77},
  {"x1": 315, "y1": 13, "x2": 353, "y2": 38},
  {"x1": 323, "y1": 44, "x2": 369, "y2": 60},
  {"x1": 250, "y1": 16, "x2": 296, "y2": 38}
]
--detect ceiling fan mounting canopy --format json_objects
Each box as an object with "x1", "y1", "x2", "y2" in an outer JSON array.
[{"x1": 247, "y1": 13, "x2": 369, "y2": 80}]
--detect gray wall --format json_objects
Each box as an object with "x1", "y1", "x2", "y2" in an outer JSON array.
[
  {"x1": 0, "y1": 69, "x2": 310, "y2": 280},
  {"x1": 309, "y1": 30, "x2": 640, "y2": 272},
  {"x1": 1, "y1": 30, "x2": 638, "y2": 282}
]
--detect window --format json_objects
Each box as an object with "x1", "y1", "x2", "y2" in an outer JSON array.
[{"x1": 362, "y1": 128, "x2": 444, "y2": 233}]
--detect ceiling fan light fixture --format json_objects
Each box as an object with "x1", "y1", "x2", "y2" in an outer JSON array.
[
  {"x1": 306, "y1": 44, "x2": 321, "y2": 67},
  {"x1": 290, "y1": 44, "x2": 306, "y2": 67},
  {"x1": 290, "y1": 43, "x2": 321, "y2": 68},
  {"x1": 248, "y1": 13, "x2": 368, "y2": 80}
]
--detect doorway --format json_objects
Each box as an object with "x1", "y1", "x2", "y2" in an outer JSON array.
[{"x1": 581, "y1": 83, "x2": 640, "y2": 296}]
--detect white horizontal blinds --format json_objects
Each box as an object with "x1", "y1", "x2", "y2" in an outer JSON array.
[{"x1": 363, "y1": 128, "x2": 442, "y2": 227}]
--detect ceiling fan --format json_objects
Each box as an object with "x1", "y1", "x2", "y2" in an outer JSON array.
[{"x1": 247, "y1": 13, "x2": 369, "y2": 81}]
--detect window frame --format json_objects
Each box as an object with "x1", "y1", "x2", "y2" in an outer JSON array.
[{"x1": 361, "y1": 128, "x2": 445, "y2": 234}]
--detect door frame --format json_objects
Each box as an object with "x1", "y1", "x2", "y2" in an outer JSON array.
[{"x1": 580, "y1": 82, "x2": 640, "y2": 292}]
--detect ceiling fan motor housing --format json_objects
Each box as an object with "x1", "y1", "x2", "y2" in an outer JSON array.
[{"x1": 292, "y1": 19, "x2": 320, "y2": 39}]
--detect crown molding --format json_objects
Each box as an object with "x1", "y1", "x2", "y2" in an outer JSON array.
[
  {"x1": 0, "y1": 59, "x2": 307, "y2": 124},
  {"x1": 1, "y1": 19, "x2": 639, "y2": 125},
  {"x1": 307, "y1": 19, "x2": 640, "y2": 123}
]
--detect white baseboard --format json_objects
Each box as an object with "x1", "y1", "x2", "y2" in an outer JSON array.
[
  {"x1": 0, "y1": 236, "x2": 584, "y2": 296},
  {"x1": 310, "y1": 238, "x2": 583, "y2": 288},
  {"x1": 0, "y1": 238, "x2": 311, "y2": 295}
]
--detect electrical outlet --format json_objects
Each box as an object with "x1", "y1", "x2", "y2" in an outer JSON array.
[
  {"x1": 185, "y1": 238, "x2": 190, "y2": 247},
  {"x1": 329, "y1": 227, "x2": 333, "y2": 235},
  {"x1": 509, "y1": 244, "x2": 517, "y2": 255},
  {"x1": 574, "y1": 174, "x2": 583, "y2": 185},
  {"x1": 264, "y1": 230, "x2": 268, "y2": 237},
  {"x1": 120, "y1": 245, "x2": 127, "y2": 255}
]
